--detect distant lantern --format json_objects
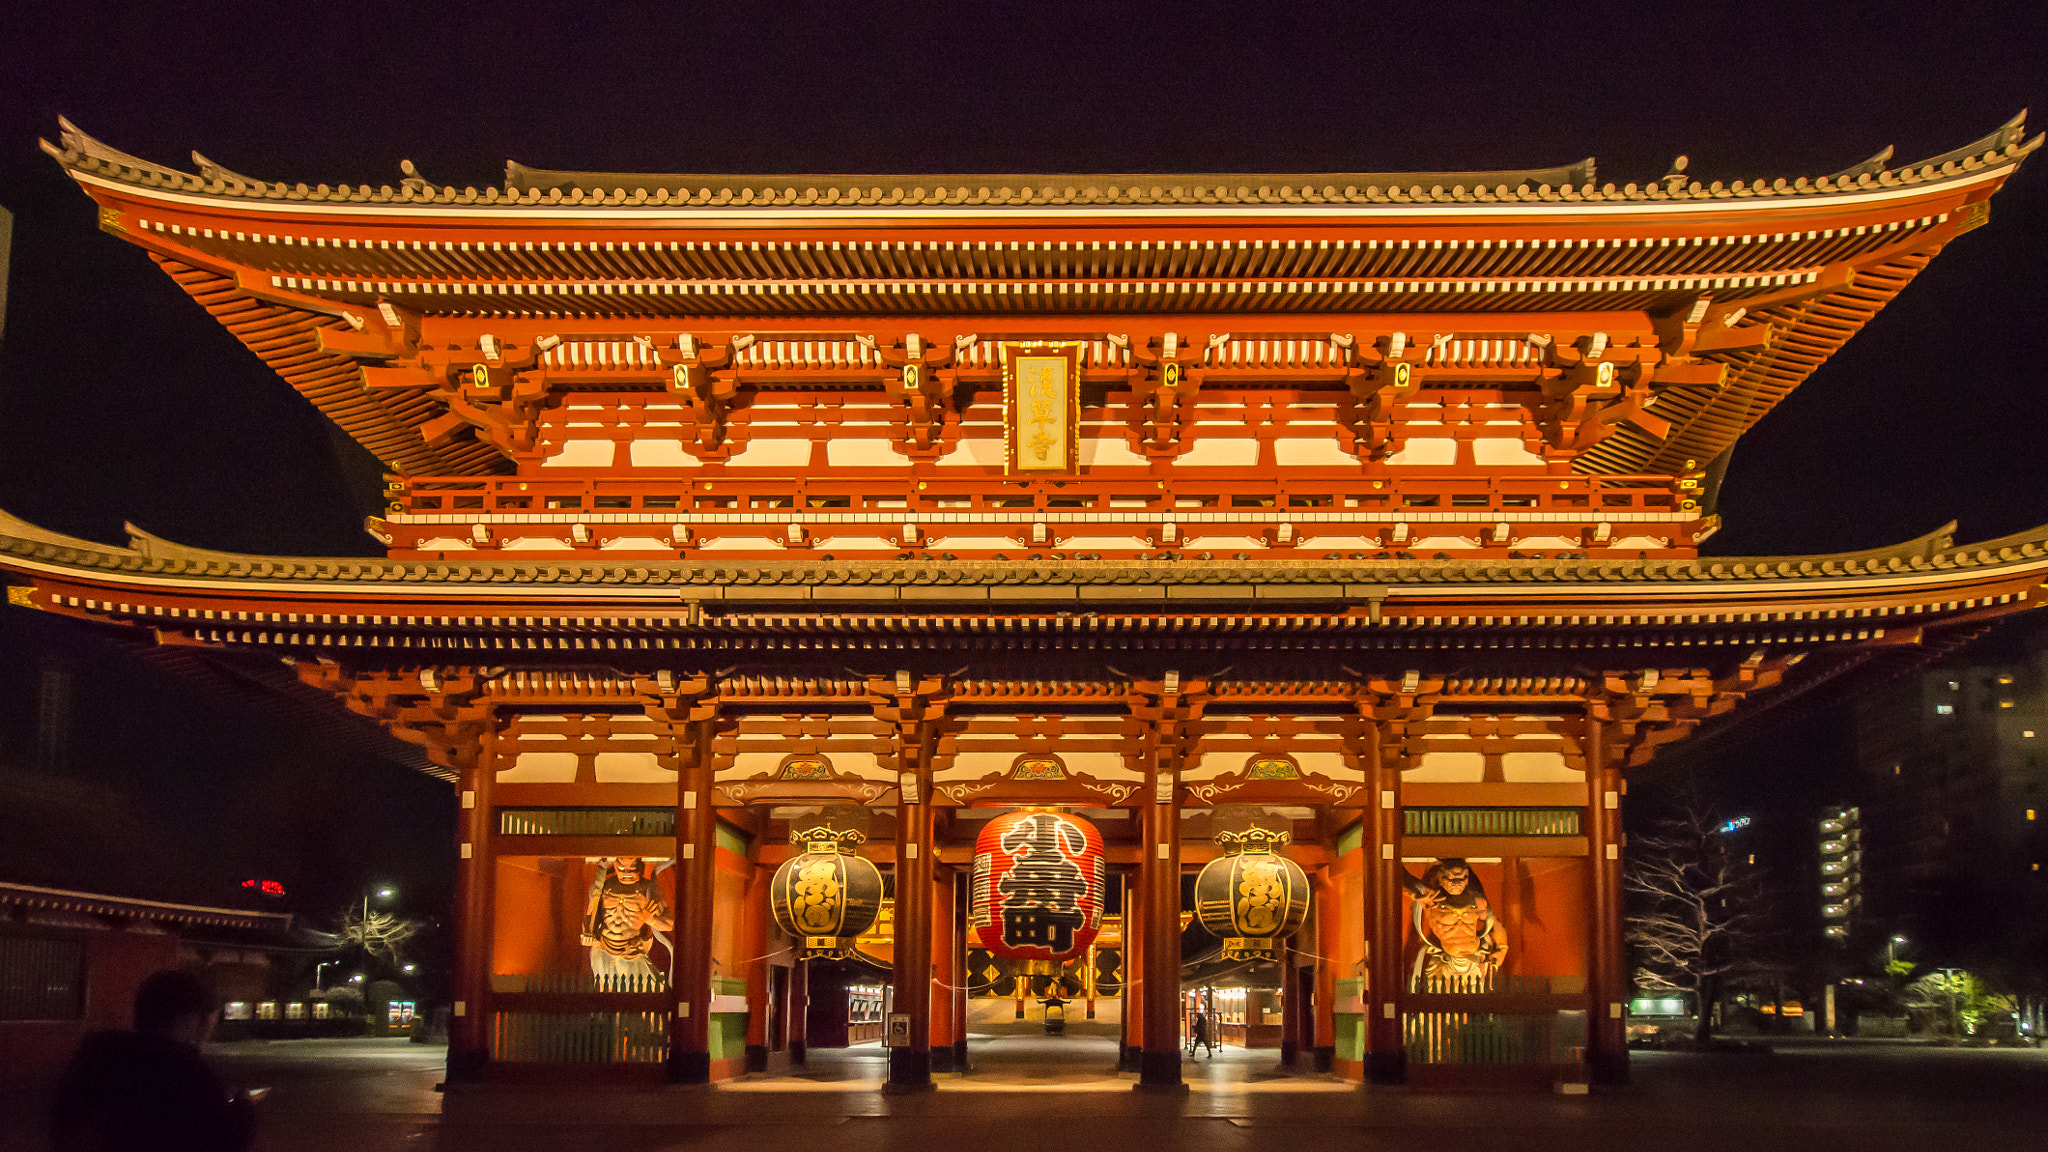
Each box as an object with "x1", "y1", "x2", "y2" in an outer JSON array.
[
  {"x1": 769, "y1": 825, "x2": 884, "y2": 958},
  {"x1": 1195, "y1": 826, "x2": 1311, "y2": 960},
  {"x1": 970, "y1": 809, "x2": 1105, "y2": 966}
]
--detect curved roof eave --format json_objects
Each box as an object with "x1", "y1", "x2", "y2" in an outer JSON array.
[
  {"x1": 4, "y1": 506, "x2": 2045, "y2": 604},
  {"x1": 43, "y1": 115, "x2": 2038, "y2": 220}
]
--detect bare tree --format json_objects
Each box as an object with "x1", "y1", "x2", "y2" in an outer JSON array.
[
  {"x1": 335, "y1": 906, "x2": 419, "y2": 965},
  {"x1": 1625, "y1": 797, "x2": 1770, "y2": 1044}
]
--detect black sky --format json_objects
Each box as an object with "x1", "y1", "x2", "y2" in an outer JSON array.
[{"x1": 0, "y1": 2, "x2": 2042, "y2": 917}]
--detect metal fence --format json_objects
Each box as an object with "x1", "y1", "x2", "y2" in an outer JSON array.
[
  {"x1": 498, "y1": 808, "x2": 677, "y2": 837},
  {"x1": 1403, "y1": 808, "x2": 1582, "y2": 836},
  {"x1": 1404, "y1": 1009, "x2": 1587, "y2": 1065},
  {"x1": 491, "y1": 971, "x2": 668, "y2": 994},
  {"x1": 491, "y1": 1011, "x2": 670, "y2": 1063}
]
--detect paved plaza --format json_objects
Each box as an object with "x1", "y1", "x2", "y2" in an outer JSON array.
[{"x1": 7, "y1": 1033, "x2": 2046, "y2": 1151}]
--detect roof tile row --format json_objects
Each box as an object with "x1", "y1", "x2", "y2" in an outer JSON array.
[
  {"x1": 48, "y1": 116, "x2": 2038, "y2": 213},
  {"x1": 5, "y1": 510, "x2": 2044, "y2": 591}
]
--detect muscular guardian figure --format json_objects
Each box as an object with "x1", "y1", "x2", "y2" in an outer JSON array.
[
  {"x1": 581, "y1": 856, "x2": 674, "y2": 980},
  {"x1": 1402, "y1": 858, "x2": 1508, "y2": 991}
]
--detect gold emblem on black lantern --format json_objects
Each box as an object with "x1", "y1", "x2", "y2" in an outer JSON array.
[
  {"x1": 1194, "y1": 826, "x2": 1311, "y2": 960},
  {"x1": 769, "y1": 825, "x2": 883, "y2": 958}
]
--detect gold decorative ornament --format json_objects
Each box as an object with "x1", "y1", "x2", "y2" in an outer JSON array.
[{"x1": 1194, "y1": 826, "x2": 1311, "y2": 960}]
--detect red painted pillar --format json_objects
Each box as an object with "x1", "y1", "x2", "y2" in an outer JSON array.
[
  {"x1": 788, "y1": 956, "x2": 809, "y2": 1065},
  {"x1": 1280, "y1": 935, "x2": 1303, "y2": 1068},
  {"x1": 1586, "y1": 718, "x2": 1629, "y2": 1085},
  {"x1": 1312, "y1": 870, "x2": 1336, "y2": 1070},
  {"x1": 448, "y1": 727, "x2": 494, "y2": 1081},
  {"x1": 951, "y1": 871, "x2": 969, "y2": 1071},
  {"x1": 1139, "y1": 788, "x2": 1183, "y2": 1089},
  {"x1": 889, "y1": 795, "x2": 934, "y2": 1089},
  {"x1": 1365, "y1": 722, "x2": 1406, "y2": 1083},
  {"x1": 1120, "y1": 871, "x2": 1142, "y2": 1070},
  {"x1": 669, "y1": 734, "x2": 716, "y2": 1082},
  {"x1": 929, "y1": 867, "x2": 957, "y2": 1072},
  {"x1": 742, "y1": 858, "x2": 771, "y2": 1072}
]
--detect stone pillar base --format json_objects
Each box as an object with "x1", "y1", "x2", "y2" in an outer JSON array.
[
  {"x1": 445, "y1": 1047, "x2": 488, "y2": 1083},
  {"x1": 1134, "y1": 1049, "x2": 1186, "y2": 1091},
  {"x1": 1589, "y1": 1050, "x2": 1630, "y2": 1086},
  {"x1": 744, "y1": 1044, "x2": 769, "y2": 1073},
  {"x1": 1311, "y1": 1045, "x2": 1335, "y2": 1073},
  {"x1": 1366, "y1": 1049, "x2": 1407, "y2": 1085},
  {"x1": 667, "y1": 1050, "x2": 711, "y2": 1084},
  {"x1": 887, "y1": 1047, "x2": 933, "y2": 1090}
]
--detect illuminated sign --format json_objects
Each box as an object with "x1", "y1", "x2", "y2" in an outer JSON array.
[
  {"x1": 1718, "y1": 817, "x2": 1752, "y2": 834},
  {"x1": 241, "y1": 879, "x2": 286, "y2": 896}
]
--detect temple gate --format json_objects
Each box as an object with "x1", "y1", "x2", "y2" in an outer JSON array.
[{"x1": 2, "y1": 115, "x2": 2041, "y2": 1090}]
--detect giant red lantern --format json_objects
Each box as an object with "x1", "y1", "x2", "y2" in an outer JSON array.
[{"x1": 970, "y1": 809, "x2": 1105, "y2": 964}]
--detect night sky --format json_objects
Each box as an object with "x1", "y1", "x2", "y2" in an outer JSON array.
[{"x1": 0, "y1": 3, "x2": 2042, "y2": 921}]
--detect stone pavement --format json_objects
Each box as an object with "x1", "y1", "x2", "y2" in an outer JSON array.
[{"x1": 6, "y1": 1034, "x2": 2045, "y2": 1151}]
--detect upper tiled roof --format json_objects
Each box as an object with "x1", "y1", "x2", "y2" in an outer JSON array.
[
  {"x1": 45, "y1": 114, "x2": 2038, "y2": 213},
  {"x1": 5, "y1": 506, "x2": 2043, "y2": 597}
]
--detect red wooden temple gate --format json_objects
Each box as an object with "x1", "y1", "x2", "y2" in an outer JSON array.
[{"x1": 2, "y1": 114, "x2": 2041, "y2": 1090}]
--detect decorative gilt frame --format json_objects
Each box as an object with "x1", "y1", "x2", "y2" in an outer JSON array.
[{"x1": 1000, "y1": 341, "x2": 1084, "y2": 475}]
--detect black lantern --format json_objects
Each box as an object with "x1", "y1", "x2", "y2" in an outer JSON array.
[
  {"x1": 1194, "y1": 826, "x2": 1311, "y2": 960},
  {"x1": 769, "y1": 825, "x2": 884, "y2": 958}
]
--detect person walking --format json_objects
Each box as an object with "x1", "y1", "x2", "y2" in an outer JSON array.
[
  {"x1": 50, "y1": 969, "x2": 256, "y2": 1152},
  {"x1": 1189, "y1": 1008, "x2": 1214, "y2": 1058}
]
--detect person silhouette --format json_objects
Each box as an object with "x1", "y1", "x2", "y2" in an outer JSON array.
[{"x1": 50, "y1": 969, "x2": 255, "y2": 1152}]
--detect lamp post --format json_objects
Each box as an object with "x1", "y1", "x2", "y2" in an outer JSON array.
[
  {"x1": 1937, "y1": 967, "x2": 1965, "y2": 1038},
  {"x1": 315, "y1": 960, "x2": 334, "y2": 991}
]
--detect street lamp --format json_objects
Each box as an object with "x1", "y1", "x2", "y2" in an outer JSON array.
[{"x1": 315, "y1": 960, "x2": 335, "y2": 991}]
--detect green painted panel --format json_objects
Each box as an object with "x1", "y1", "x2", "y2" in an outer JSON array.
[
  {"x1": 716, "y1": 820, "x2": 751, "y2": 857},
  {"x1": 1336, "y1": 822, "x2": 1364, "y2": 857},
  {"x1": 709, "y1": 1011, "x2": 749, "y2": 1059},
  {"x1": 1334, "y1": 1014, "x2": 1365, "y2": 1062}
]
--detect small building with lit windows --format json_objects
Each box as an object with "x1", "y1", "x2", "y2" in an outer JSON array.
[{"x1": 1853, "y1": 622, "x2": 2048, "y2": 959}]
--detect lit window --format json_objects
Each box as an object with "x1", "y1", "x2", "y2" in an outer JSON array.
[
  {"x1": 2000, "y1": 675, "x2": 2014, "y2": 685},
  {"x1": 2001, "y1": 699, "x2": 2016, "y2": 709},
  {"x1": 2026, "y1": 731, "x2": 2037, "y2": 739},
  {"x1": 1936, "y1": 705, "x2": 1954, "y2": 715},
  {"x1": 1894, "y1": 765, "x2": 1903, "y2": 775},
  {"x1": 2030, "y1": 810, "x2": 2038, "y2": 821},
  {"x1": 1948, "y1": 681, "x2": 1960, "y2": 691},
  {"x1": 1747, "y1": 854, "x2": 1756, "y2": 865}
]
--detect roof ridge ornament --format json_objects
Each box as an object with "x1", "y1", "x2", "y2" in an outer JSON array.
[
  {"x1": 399, "y1": 158, "x2": 433, "y2": 194},
  {"x1": 1828, "y1": 145, "x2": 1895, "y2": 182},
  {"x1": 191, "y1": 152, "x2": 259, "y2": 188}
]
